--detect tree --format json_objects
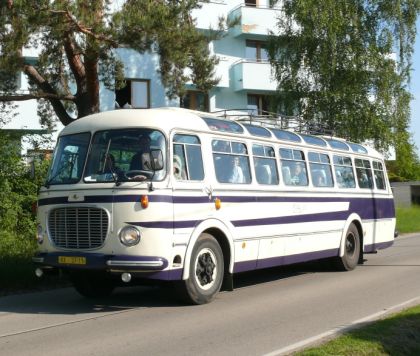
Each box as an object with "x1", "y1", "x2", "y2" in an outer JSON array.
[
  {"x1": 0, "y1": 130, "x2": 50, "y2": 259},
  {"x1": 0, "y1": 0, "x2": 220, "y2": 127},
  {"x1": 268, "y1": 0, "x2": 420, "y2": 156}
]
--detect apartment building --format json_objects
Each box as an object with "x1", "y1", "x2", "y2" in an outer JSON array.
[
  {"x1": 107, "y1": 0, "x2": 280, "y2": 114},
  {"x1": 3, "y1": 0, "x2": 281, "y2": 150}
]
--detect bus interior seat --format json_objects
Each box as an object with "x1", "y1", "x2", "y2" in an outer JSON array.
[
  {"x1": 282, "y1": 166, "x2": 291, "y2": 185},
  {"x1": 256, "y1": 163, "x2": 271, "y2": 184}
]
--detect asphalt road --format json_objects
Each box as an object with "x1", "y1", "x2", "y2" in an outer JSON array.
[{"x1": 1, "y1": 234, "x2": 420, "y2": 356}]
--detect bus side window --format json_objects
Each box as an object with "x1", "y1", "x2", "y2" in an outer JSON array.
[
  {"x1": 280, "y1": 148, "x2": 308, "y2": 186},
  {"x1": 212, "y1": 140, "x2": 251, "y2": 184},
  {"x1": 253, "y1": 144, "x2": 279, "y2": 185},
  {"x1": 333, "y1": 155, "x2": 356, "y2": 188},
  {"x1": 308, "y1": 152, "x2": 334, "y2": 187},
  {"x1": 355, "y1": 158, "x2": 373, "y2": 189},
  {"x1": 173, "y1": 134, "x2": 204, "y2": 181},
  {"x1": 373, "y1": 161, "x2": 386, "y2": 190}
]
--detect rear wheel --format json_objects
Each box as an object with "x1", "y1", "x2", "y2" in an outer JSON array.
[
  {"x1": 70, "y1": 271, "x2": 115, "y2": 298},
  {"x1": 177, "y1": 233, "x2": 224, "y2": 305},
  {"x1": 335, "y1": 223, "x2": 361, "y2": 271}
]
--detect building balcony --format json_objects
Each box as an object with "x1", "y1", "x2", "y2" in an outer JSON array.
[
  {"x1": 192, "y1": 1, "x2": 229, "y2": 30},
  {"x1": 231, "y1": 60, "x2": 277, "y2": 92},
  {"x1": 227, "y1": 4, "x2": 282, "y2": 38}
]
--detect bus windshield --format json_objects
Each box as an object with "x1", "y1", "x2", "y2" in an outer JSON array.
[
  {"x1": 83, "y1": 128, "x2": 166, "y2": 183},
  {"x1": 46, "y1": 129, "x2": 166, "y2": 186},
  {"x1": 46, "y1": 132, "x2": 91, "y2": 186}
]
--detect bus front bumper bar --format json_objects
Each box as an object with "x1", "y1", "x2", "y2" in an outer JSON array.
[{"x1": 33, "y1": 252, "x2": 168, "y2": 272}]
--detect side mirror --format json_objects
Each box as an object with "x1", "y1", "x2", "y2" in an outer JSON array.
[
  {"x1": 150, "y1": 149, "x2": 164, "y2": 170},
  {"x1": 141, "y1": 150, "x2": 164, "y2": 171}
]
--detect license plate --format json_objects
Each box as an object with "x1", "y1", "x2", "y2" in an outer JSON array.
[{"x1": 58, "y1": 256, "x2": 86, "y2": 265}]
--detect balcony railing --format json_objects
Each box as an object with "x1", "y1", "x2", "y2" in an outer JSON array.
[
  {"x1": 227, "y1": 4, "x2": 282, "y2": 38},
  {"x1": 231, "y1": 59, "x2": 277, "y2": 92}
]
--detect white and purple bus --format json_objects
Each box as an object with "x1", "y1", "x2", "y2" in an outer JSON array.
[{"x1": 34, "y1": 108, "x2": 396, "y2": 304}]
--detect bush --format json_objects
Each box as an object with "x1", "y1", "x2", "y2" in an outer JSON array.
[{"x1": 0, "y1": 132, "x2": 51, "y2": 289}]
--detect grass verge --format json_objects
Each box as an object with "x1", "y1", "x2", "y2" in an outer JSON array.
[
  {"x1": 296, "y1": 304, "x2": 420, "y2": 355},
  {"x1": 396, "y1": 205, "x2": 420, "y2": 234}
]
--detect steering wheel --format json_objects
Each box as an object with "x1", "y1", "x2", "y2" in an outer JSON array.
[{"x1": 125, "y1": 170, "x2": 153, "y2": 180}]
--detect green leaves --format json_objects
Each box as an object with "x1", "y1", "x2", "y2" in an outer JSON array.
[
  {"x1": 268, "y1": 0, "x2": 420, "y2": 172},
  {"x1": 0, "y1": 132, "x2": 50, "y2": 258}
]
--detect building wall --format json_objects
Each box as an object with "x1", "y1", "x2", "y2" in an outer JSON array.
[
  {"x1": 391, "y1": 185, "x2": 412, "y2": 207},
  {"x1": 391, "y1": 182, "x2": 420, "y2": 207},
  {"x1": 104, "y1": 0, "x2": 280, "y2": 113}
]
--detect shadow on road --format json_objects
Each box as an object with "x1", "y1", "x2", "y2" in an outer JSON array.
[
  {"x1": 0, "y1": 284, "x2": 184, "y2": 315},
  {"x1": 233, "y1": 258, "x2": 335, "y2": 289},
  {"x1": 0, "y1": 259, "x2": 337, "y2": 315}
]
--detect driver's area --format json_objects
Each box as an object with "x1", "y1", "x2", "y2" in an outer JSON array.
[{"x1": 83, "y1": 128, "x2": 166, "y2": 184}]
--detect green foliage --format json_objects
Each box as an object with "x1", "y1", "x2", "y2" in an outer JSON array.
[
  {"x1": 0, "y1": 132, "x2": 49, "y2": 260},
  {"x1": 0, "y1": 0, "x2": 219, "y2": 126},
  {"x1": 268, "y1": 0, "x2": 420, "y2": 161},
  {"x1": 395, "y1": 205, "x2": 420, "y2": 233},
  {"x1": 298, "y1": 304, "x2": 420, "y2": 355}
]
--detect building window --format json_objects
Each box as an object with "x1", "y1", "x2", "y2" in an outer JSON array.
[
  {"x1": 180, "y1": 90, "x2": 209, "y2": 112},
  {"x1": 247, "y1": 94, "x2": 270, "y2": 115},
  {"x1": 115, "y1": 79, "x2": 150, "y2": 109},
  {"x1": 245, "y1": 40, "x2": 268, "y2": 62},
  {"x1": 245, "y1": 0, "x2": 257, "y2": 7}
]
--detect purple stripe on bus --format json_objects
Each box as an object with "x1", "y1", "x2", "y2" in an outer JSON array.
[
  {"x1": 127, "y1": 220, "x2": 199, "y2": 229},
  {"x1": 232, "y1": 211, "x2": 348, "y2": 227},
  {"x1": 38, "y1": 194, "x2": 173, "y2": 206},
  {"x1": 234, "y1": 248, "x2": 339, "y2": 273},
  {"x1": 127, "y1": 206, "x2": 394, "y2": 229},
  {"x1": 39, "y1": 193, "x2": 394, "y2": 206},
  {"x1": 128, "y1": 221, "x2": 174, "y2": 229}
]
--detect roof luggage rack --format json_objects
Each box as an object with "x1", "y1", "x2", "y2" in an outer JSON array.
[{"x1": 211, "y1": 109, "x2": 335, "y2": 137}]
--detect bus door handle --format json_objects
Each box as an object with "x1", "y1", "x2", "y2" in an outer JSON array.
[{"x1": 203, "y1": 185, "x2": 213, "y2": 200}]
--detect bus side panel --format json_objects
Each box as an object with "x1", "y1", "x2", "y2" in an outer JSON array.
[
  {"x1": 354, "y1": 196, "x2": 395, "y2": 252},
  {"x1": 230, "y1": 198, "x2": 348, "y2": 271}
]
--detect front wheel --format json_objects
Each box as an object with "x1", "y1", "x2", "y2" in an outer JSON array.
[
  {"x1": 335, "y1": 223, "x2": 361, "y2": 271},
  {"x1": 177, "y1": 233, "x2": 224, "y2": 305}
]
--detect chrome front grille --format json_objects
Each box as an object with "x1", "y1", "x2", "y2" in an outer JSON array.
[{"x1": 48, "y1": 207, "x2": 109, "y2": 249}]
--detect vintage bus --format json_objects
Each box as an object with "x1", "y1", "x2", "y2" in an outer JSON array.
[{"x1": 33, "y1": 108, "x2": 396, "y2": 304}]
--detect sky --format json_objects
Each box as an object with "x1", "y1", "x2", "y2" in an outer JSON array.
[{"x1": 410, "y1": 17, "x2": 420, "y2": 152}]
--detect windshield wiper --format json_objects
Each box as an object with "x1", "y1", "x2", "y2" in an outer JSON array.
[
  {"x1": 44, "y1": 160, "x2": 73, "y2": 188},
  {"x1": 102, "y1": 139, "x2": 121, "y2": 186}
]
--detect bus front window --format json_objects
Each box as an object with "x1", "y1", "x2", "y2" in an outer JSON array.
[
  {"x1": 46, "y1": 133, "x2": 91, "y2": 186},
  {"x1": 83, "y1": 129, "x2": 166, "y2": 183}
]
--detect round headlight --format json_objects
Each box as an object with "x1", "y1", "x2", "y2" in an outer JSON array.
[
  {"x1": 36, "y1": 225, "x2": 44, "y2": 244},
  {"x1": 119, "y1": 226, "x2": 141, "y2": 247}
]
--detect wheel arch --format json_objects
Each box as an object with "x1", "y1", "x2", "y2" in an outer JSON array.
[
  {"x1": 339, "y1": 213, "x2": 364, "y2": 261},
  {"x1": 182, "y1": 218, "x2": 234, "y2": 280}
]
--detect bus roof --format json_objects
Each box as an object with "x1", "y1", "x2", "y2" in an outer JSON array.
[{"x1": 59, "y1": 108, "x2": 383, "y2": 159}]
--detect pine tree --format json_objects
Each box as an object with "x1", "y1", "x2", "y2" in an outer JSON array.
[{"x1": 0, "y1": 0, "x2": 220, "y2": 127}]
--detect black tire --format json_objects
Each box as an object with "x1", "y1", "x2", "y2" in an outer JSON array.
[
  {"x1": 70, "y1": 271, "x2": 115, "y2": 298},
  {"x1": 335, "y1": 223, "x2": 361, "y2": 271},
  {"x1": 177, "y1": 233, "x2": 224, "y2": 305}
]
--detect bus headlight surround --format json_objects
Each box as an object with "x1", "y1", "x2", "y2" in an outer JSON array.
[
  {"x1": 36, "y1": 225, "x2": 44, "y2": 244},
  {"x1": 119, "y1": 226, "x2": 141, "y2": 247}
]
